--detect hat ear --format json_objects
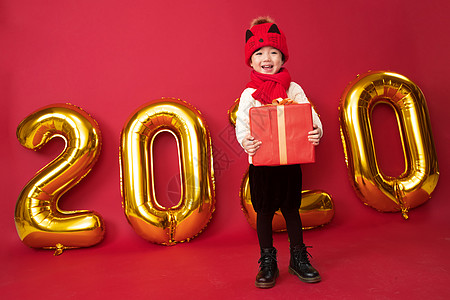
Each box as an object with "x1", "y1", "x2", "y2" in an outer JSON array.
[
  {"x1": 268, "y1": 24, "x2": 281, "y2": 34},
  {"x1": 245, "y1": 29, "x2": 254, "y2": 42}
]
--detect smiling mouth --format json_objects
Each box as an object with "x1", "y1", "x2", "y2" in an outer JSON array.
[{"x1": 262, "y1": 65, "x2": 273, "y2": 71}]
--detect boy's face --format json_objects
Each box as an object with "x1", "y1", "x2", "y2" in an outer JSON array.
[{"x1": 250, "y1": 46, "x2": 284, "y2": 75}]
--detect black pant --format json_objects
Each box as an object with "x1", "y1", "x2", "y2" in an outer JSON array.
[{"x1": 249, "y1": 164, "x2": 304, "y2": 249}]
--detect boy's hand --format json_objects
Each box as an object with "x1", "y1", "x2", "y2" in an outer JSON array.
[
  {"x1": 242, "y1": 134, "x2": 262, "y2": 156},
  {"x1": 308, "y1": 124, "x2": 322, "y2": 146}
]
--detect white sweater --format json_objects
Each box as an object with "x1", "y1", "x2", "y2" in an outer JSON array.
[{"x1": 235, "y1": 81, "x2": 323, "y2": 162}]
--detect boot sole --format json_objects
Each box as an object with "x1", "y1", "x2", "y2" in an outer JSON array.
[
  {"x1": 255, "y1": 270, "x2": 279, "y2": 289},
  {"x1": 289, "y1": 266, "x2": 321, "y2": 283}
]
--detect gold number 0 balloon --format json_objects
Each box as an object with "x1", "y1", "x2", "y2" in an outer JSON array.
[
  {"x1": 239, "y1": 169, "x2": 334, "y2": 230},
  {"x1": 16, "y1": 104, "x2": 104, "y2": 255},
  {"x1": 120, "y1": 98, "x2": 215, "y2": 245},
  {"x1": 339, "y1": 71, "x2": 439, "y2": 219},
  {"x1": 229, "y1": 99, "x2": 334, "y2": 230}
]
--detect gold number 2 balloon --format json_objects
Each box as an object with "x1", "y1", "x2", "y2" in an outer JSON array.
[
  {"x1": 339, "y1": 71, "x2": 439, "y2": 219},
  {"x1": 15, "y1": 103, "x2": 104, "y2": 255},
  {"x1": 120, "y1": 98, "x2": 215, "y2": 245},
  {"x1": 229, "y1": 99, "x2": 334, "y2": 230}
]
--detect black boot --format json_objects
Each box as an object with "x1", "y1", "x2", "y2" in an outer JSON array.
[
  {"x1": 289, "y1": 244, "x2": 321, "y2": 283},
  {"x1": 255, "y1": 247, "x2": 279, "y2": 288}
]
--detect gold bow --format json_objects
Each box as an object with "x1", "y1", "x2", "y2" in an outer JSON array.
[{"x1": 272, "y1": 98, "x2": 294, "y2": 105}]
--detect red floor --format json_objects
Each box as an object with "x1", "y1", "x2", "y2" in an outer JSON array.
[{"x1": 2, "y1": 200, "x2": 449, "y2": 300}]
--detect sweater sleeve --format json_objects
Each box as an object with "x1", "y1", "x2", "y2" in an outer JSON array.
[
  {"x1": 235, "y1": 88, "x2": 258, "y2": 148},
  {"x1": 288, "y1": 82, "x2": 324, "y2": 138}
]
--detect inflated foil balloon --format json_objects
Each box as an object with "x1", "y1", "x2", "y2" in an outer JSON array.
[
  {"x1": 229, "y1": 99, "x2": 334, "y2": 231},
  {"x1": 228, "y1": 98, "x2": 239, "y2": 126},
  {"x1": 339, "y1": 71, "x2": 439, "y2": 219},
  {"x1": 120, "y1": 98, "x2": 215, "y2": 245},
  {"x1": 239, "y1": 169, "x2": 334, "y2": 230},
  {"x1": 15, "y1": 103, "x2": 104, "y2": 255}
]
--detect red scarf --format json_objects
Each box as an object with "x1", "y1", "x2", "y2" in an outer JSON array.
[{"x1": 246, "y1": 68, "x2": 291, "y2": 105}]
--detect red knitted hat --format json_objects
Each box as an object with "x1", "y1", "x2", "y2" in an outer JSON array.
[{"x1": 245, "y1": 22, "x2": 289, "y2": 67}]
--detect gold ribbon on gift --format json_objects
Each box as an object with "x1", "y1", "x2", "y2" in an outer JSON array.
[
  {"x1": 271, "y1": 98, "x2": 294, "y2": 165},
  {"x1": 276, "y1": 105, "x2": 287, "y2": 164}
]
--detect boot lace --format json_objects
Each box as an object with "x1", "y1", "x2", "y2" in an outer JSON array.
[
  {"x1": 258, "y1": 252, "x2": 277, "y2": 269},
  {"x1": 293, "y1": 245, "x2": 313, "y2": 264}
]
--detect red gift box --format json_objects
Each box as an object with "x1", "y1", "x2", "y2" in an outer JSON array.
[{"x1": 249, "y1": 103, "x2": 315, "y2": 166}]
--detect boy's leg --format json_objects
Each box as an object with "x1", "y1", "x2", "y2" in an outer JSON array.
[
  {"x1": 255, "y1": 211, "x2": 278, "y2": 288},
  {"x1": 282, "y1": 209, "x2": 321, "y2": 283},
  {"x1": 256, "y1": 211, "x2": 275, "y2": 248},
  {"x1": 280, "y1": 208, "x2": 303, "y2": 247}
]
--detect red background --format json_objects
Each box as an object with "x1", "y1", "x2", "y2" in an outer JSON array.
[{"x1": 1, "y1": 0, "x2": 449, "y2": 299}]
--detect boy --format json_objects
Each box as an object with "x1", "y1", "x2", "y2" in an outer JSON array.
[{"x1": 235, "y1": 17, "x2": 323, "y2": 288}]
